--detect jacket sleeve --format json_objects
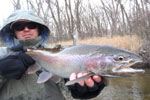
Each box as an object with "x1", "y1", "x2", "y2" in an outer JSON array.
[
  {"x1": 65, "y1": 77, "x2": 105, "y2": 99},
  {"x1": 0, "y1": 47, "x2": 10, "y2": 89},
  {"x1": 0, "y1": 76, "x2": 7, "y2": 89}
]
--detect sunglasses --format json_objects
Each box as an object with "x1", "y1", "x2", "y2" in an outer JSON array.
[{"x1": 12, "y1": 22, "x2": 39, "y2": 31}]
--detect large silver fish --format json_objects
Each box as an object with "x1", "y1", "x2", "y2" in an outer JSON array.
[{"x1": 26, "y1": 44, "x2": 144, "y2": 85}]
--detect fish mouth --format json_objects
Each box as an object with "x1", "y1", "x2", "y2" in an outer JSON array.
[{"x1": 113, "y1": 60, "x2": 145, "y2": 73}]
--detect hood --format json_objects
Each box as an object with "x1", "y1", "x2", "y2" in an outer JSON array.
[{"x1": 0, "y1": 10, "x2": 50, "y2": 47}]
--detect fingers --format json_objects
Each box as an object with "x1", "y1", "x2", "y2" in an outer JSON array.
[
  {"x1": 84, "y1": 73, "x2": 102, "y2": 87},
  {"x1": 77, "y1": 73, "x2": 85, "y2": 86},
  {"x1": 69, "y1": 72, "x2": 77, "y2": 81},
  {"x1": 84, "y1": 76, "x2": 94, "y2": 87},
  {"x1": 69, "y1": 72, "x2": 85, "y2": 86},
  {"x1": 70, "y1": 72, "x2": 86, "y2": 86},
  {"x1": 92, "y1": 75, "x2": 102, "y2": 83},
  {"x1": 69, "y1": 72, "x2": 102, "y2": 87}
]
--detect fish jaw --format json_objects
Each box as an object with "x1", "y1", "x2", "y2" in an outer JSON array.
[
  {"x1": 113, "y1": 67, "x2": 145, "y2": 73},
  {"x1": 112, "y1": 60, "x2": 145, "y2": 74}
]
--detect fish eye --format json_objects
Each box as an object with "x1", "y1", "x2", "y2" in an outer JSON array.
[
  {"x1": 113, "y1": 55, "x2": 124, "y2": 61},
  {"x1": 118, "y1": 56, "x2": 124, "y2": 61}
]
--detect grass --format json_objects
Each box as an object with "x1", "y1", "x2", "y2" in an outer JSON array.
[{"x1": 48, "y1": 35, "x2": 141, "y2": 53}]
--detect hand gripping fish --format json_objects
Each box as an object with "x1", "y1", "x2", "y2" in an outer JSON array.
[{"x1": 26, "y1": 44, "x2": 144, "y2": 85}]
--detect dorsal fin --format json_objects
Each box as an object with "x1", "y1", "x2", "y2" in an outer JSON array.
[{"x1": 30, "y1": 44, "x2": 64, "y2": 53}]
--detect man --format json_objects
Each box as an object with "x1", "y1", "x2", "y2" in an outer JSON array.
[{"x1": 0, "y1": 10, "x2": 105, "y2": 100}]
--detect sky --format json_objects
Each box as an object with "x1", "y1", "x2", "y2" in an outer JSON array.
[{"x1": 0, "y1": 0, "x2": 14, "y2": 26}]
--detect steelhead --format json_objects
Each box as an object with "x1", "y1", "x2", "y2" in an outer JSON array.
[{"x1": 26, "y1": 44, "x2": 144, "y2": 85}]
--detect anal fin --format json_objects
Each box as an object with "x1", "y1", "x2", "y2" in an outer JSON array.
[{"x1": 37, "y1": 72, "x2": 53, "y2": 83}]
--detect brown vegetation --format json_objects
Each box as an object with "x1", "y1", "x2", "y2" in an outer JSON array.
[{"x1": 49, "y1": 35, "x2": 141, "y2": 53}]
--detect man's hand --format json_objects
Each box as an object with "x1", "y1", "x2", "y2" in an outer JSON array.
[
  {"x1": 0, "y1": 52, "x2": 35, "y2": 80},
  {"x1": 70, "y1": 72, "x2": 102, "y2": 87},
  {"x1": 0, "y1": 44, "x2": 35, "y2": 80},
  {"x1": 68, "y1": 72, "x2": 105, "y2": 99}
]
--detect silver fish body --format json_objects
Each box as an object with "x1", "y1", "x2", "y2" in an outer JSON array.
[{"x1": 26, "y1": 44, "x2": 144, "y2": 83}]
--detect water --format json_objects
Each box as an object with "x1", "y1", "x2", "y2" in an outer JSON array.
[
  {"x1": 63, "y1": 70, "x2": 150, "y2": 100},
  {"x1": 96, "y1": 70, "x2": 150, "y2": 100}
]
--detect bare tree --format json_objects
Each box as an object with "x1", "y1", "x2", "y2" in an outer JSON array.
[
  {"x1": 10, "y1": 0, "x2": 150, "y2": 44},
  {"x1": 10, "y1": 0, "x2": 21, "y2": 10},
  {"x1": 46, "y1": 0, "x2": 63, "y2": 41},
  {"x1": 73, "y1": 0, "x2": 82, "y2": 45},
  {"x1": 64, "y1": 0, "x2": 75, "y2": 40}
]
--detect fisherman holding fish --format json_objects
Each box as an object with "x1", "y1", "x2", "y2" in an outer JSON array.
[{"x1": 0, "y1": 10, "x2": 105, "y2": 100}]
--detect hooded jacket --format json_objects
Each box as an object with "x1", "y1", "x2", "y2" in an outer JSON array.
[{"x1": 0, "y1": 10, "x2": 66, "y2": 100}]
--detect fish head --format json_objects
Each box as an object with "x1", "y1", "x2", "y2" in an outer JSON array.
[
  {"x1": 85, "y1": 50, "x2": 145, "y2": 77},
  {"x1": 110, "y1": 53, "x2": 144, "y2": 76}
]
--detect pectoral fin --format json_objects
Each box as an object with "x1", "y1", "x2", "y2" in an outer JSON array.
[
  {"x1": 27, "y1": 63, "x2": 41, "y2": 74},
  {"x1": 37, "y1": 72, "x2": 53, "y2": 83},
  {"x1": 65, "y1": 72, "x2": 95, "y2": 86}
]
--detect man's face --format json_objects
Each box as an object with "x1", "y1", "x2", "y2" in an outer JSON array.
[{"x1": 12, "y1": 21, "x2": 39, "y2": 40}]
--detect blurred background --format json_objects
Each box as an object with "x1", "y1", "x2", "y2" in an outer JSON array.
[{"x1": 0, "y1": 0, "x2": 149, "y2": 46}]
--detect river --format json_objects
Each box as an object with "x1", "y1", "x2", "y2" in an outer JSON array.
[
  {"x1": 94, "y1": 69, "x2": 150, "y2": 100},
  {"x1": 63, "y1": 69, "x2": 150, "y2": 100}
]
